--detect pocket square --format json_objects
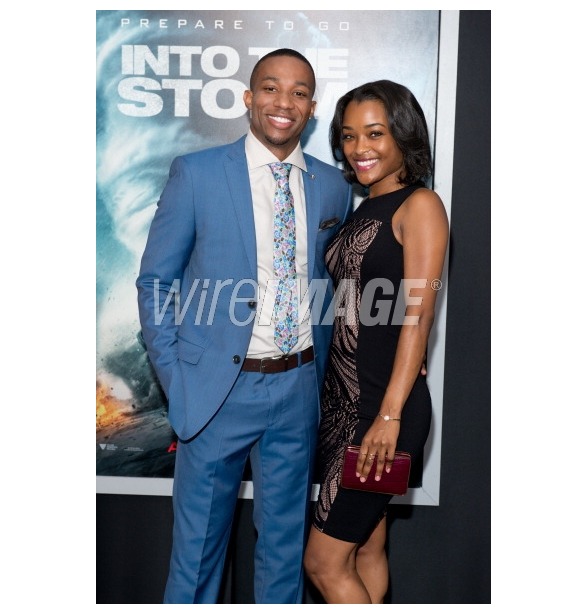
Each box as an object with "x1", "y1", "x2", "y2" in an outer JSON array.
[{"x1": 319, "y1": 217, "x2": 340, "y2": 231}]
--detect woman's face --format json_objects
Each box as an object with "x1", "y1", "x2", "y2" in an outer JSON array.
[{"x1": 341, "y1": 99, "x2": 405, "y2": 197}]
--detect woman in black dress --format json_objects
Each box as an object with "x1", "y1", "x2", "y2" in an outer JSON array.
[{"x1": 304, "y1": 80, "x2": 449, "y2": 603}]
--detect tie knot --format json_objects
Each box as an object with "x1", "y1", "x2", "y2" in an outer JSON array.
[{"x1": 268, "y1": 162, "x2": 292, "y2": 181}]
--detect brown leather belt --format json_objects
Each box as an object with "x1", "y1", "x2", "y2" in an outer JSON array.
[{"x1": 241, "y1": 346, "x2": 314, "y2": 374}]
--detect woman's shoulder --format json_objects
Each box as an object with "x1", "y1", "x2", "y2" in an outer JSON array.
[
  {"x1": 404, "y1": 187, "x2": 447, "y2": 220},
  {"x1": 395, "y1": 186, "x2": 449, "y2": 244},
  {"x1": 407, "y1": 185, "x2": 443, "y2": 205}
]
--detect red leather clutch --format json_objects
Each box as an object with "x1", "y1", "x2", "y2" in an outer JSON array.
[{"x1": 340, "y1": 445, "x2": 412, "y2": 496}]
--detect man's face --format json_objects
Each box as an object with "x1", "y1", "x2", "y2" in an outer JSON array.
[{"x1": 243, "y1": 55, "x2": 316, "y2": 160}]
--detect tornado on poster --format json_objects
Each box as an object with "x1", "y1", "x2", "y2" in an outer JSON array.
[{"x1": 96, "y1": 10, "x2": 440, "y2": 481}]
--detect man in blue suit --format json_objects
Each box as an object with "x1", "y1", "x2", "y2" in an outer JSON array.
[{"x1": 136, "y1": 48, "x2": 352, "y2": 603}]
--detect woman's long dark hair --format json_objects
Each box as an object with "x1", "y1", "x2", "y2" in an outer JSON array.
[{"x1": 330, "y1": 80, "x2": 432, "y2": 186}]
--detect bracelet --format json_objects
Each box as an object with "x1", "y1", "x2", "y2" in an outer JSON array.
[{"x1": 377, "y1": 414, "x2": 401, "y2": 422}]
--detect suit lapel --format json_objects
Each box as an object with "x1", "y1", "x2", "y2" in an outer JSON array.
[
  {"x1": 225, "y1": 140, "x2": 258, "y2": 278},
  {"x1": 303, "y1": 158, "x2": 321, "y2": 283},
  {"x1": 224, "y1": 143, "x2": 321, "y2": 283}
]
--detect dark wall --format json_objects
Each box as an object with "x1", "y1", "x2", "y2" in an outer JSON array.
[{"x1": 97, "y1": 10, "x2": 490, "y2": 604}]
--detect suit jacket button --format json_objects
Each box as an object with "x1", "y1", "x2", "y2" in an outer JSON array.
[
  {"x1": 233, "y1": 355, "x2": 241, "y2": 364},
  {"x1": 248, "y1": 300, "x2": 257, "y2": 309}
]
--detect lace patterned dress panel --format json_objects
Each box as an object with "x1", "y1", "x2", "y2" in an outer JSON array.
[{"x1": 313, "y1": 217, "x2": 382, "y2": 530}]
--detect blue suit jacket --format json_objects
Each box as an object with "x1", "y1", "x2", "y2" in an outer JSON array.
[{"x1": 137, "y1": 135, "x2": 352, "y2": 441}]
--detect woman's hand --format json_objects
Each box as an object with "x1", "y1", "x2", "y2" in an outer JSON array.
[{"x1": 355, "y1": 418, "x2": 401, "y2": 482}]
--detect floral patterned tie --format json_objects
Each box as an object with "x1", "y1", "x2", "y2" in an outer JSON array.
[{"x1": 269, "y1": 162, "x2": 298, "y2": 354}]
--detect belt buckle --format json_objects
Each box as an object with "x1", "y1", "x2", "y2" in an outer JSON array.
[{"x1": 259, "y1": 354, "x2": 289, "y2": 373}]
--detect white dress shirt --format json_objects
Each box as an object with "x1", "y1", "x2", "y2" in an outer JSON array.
[{"x1": 245, "y1": 130, "x2": 313, "y2": 358}]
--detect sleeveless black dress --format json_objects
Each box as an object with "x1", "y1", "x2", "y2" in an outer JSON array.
[{"x1": 313, "y1": 185, "x2": 432, "y2": 543}]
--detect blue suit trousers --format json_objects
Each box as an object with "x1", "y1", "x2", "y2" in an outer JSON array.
[{"x1": 164, "y1": 360, "x2": 319, "y2": 603}]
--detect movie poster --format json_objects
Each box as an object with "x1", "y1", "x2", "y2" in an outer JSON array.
[{"x1": 96, "y1": 9, "x2": 449, "y2": 502}]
